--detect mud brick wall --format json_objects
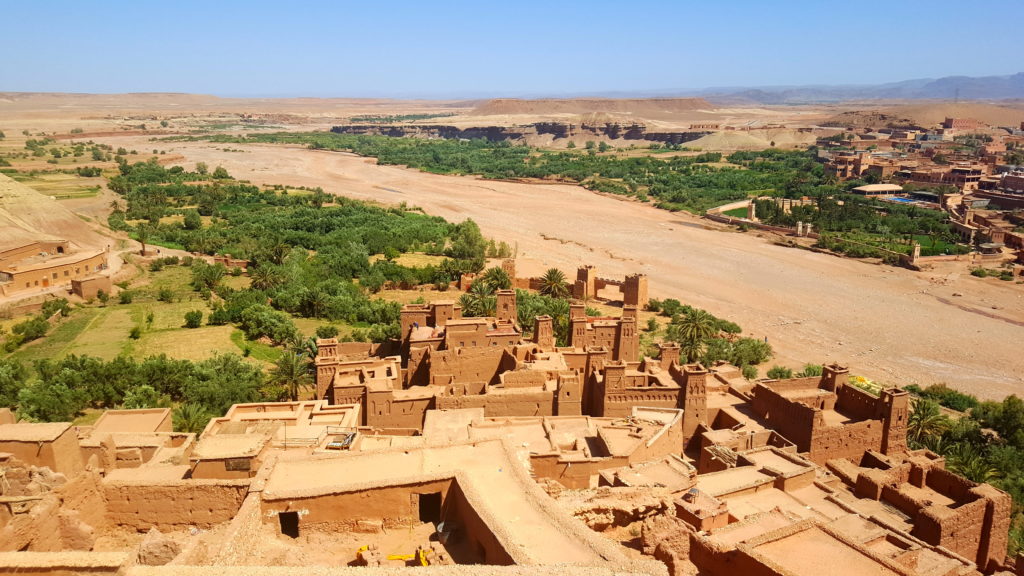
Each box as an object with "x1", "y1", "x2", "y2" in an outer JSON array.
[
  {"x1": 836, "y1": 384, "x2": 882, "y2": 420},
  {"x1": 751, "y1": 385, "x2": 817, "y2": 451},
  {"x1": 926, "y1": 467, "x2": 976, "y2": 502},
  {"x1": 808, "y1": 420, "x2": 882, "y2": 464},
  {"x1": 428, "y1": 346, "x2": 511, "y2": 387},
  {"x1": 436, "y1": 390, "x2": 555, "y2": 418},
  {"x1": 261, "y1": 479, "x2": 453, "y2": 530},
  {"x1": 103, "y1": 480, "x2": 249, "y2": 530},
  {"x1": 530, "y1": 454, "x2": 623, "y2": 489},
  {"x1": 914, "y1": 498, "x2": 990, "y2": 567},
  {"x1": 601, "y1": 390, "x2": 681, "y2": 418}
]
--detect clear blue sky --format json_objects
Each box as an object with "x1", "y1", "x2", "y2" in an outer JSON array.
[{"x1": 2, "y1": 0, "x2": 1021, "y2": 98}]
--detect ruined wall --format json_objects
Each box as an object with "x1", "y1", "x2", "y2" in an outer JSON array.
[
  {"x1": 529, "y1": 454, "x2": 623, "y2": 489},
  {"x1": 260, "y1": 479, "x2": 453, "y2": 531},
  {"x1": 103, "y1": 479, "x2": 249, "y2": 530},
  {"x1": 0, "y1": 460, "x2": 106, "y2": 553},
  {"x1": 628, "y1": 416, "x2": 684, "y2": 466}
]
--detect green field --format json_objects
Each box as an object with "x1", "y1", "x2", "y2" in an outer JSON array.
[{"x1": 3, "y1": 265, "x2": 348, "y2": 368}]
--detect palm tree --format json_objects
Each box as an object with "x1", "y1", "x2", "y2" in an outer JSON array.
[
  {"x1": 667, "y1": 309, "x2": 716, "y2": 344},
  {"x1": 480, "y1": 267, "x2": 512, "y2": 291},
  {"x1": 459, "y1": 281, "x2": 495, "y2": 317},
  {"x1": 301, "y1": 287, "x2": 329, "y2": 318},
  {"x1": 173, "y1": 403, "x2": 211, "y2": 434},
  {"x1": 268, "y1": 240, "x2": 291, "y2": 266},
  {"x1": 538, "y1": 268, "x2": 570, "y2": 299},
  {"x1": 249, "y1": 265, "x2": 282, "y2": 292},
  {"x1": 907, "y1": 398, "x2": 951, "y2": 447},
  {"x1": 679, "y1": 338, "x2": 706, "y2": 363},
  {"x1": 269, "y1": 352, "x2": 312, "y2": 401},
  {"x1": 945, "y1": 443, "x2": 1000, "y2": 483}
]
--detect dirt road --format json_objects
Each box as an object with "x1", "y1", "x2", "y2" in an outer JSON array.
[{"x1": 98, "y1": 138, "x2": 1024, "y2": 399}]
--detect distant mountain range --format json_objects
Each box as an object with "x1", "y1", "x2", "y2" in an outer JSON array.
[{"x1": 696, "y1": 72, "x2": 1024, "y2": 105}]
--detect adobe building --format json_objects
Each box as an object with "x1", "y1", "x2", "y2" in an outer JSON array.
[
  {"x1": 0, "y1": 422, "x2": 84, "y2": 477},
  {"x1": 0, "y1": 276, "x2": 1013, "y2": 575},
  {"x1": 943, "y1": 117, "x2": 984, "y2": 131},
  {"x1": 71, "y1": 274, "x2": 114, "y2": 300},
  {"x1": 0, "y1": 383, "x2": 1012, "y2": 576},
  {"x1": 0, "y1": 240, "x2": 110, "y2": 298}
]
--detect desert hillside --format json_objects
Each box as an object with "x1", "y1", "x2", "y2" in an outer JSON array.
[
  {"x1": 0, "y1": 173, "x2": 108, "y2": 251},
  {"x1": 472, "y1": 97, "x2": 714, "y2": 117}
]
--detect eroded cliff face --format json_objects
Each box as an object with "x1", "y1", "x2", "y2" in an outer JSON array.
[{"x1": 330, "y1": 122, "x2": 711, "y2": 145}]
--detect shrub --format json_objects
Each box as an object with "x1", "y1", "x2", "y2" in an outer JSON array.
[
  {"x1": 316, "y1": 325, "x2": 339, "y2": 339},
  {"x1": 766, "y1": 365, "x2": 793, "y2": 380},
  {"x1": 12, "y1": 316, "x2": 49, "y2": 343},
  {"x1": 41, "y1": 299, "x2": 71, "y2": 318},
  {"x1": 729, "y1": 338, "x2": 772, "y2": 366},
  {"x1": 795, "y1": 363, "x2": 823, "y2": 378},
  {"x1": 184, "y1": 310, "x2": 203, "y2": 328},
  {"x1": 660, "y1": 299, "x2": 683, "y2": 317},
  {"x1": 208, "y1": 305, "x2": 231, "y2": 326},
  {"x1": 741, "y1": 365, "x2": 758, "y2": 380},
  {"x1": 123, "y1": 385, "x2": 167, "y2": 409},
  {"x1": 157, "y1": 288, "x2": 174, "y2": 303},
  {"x1": 129, "y1": 326, "x2": 142, "y2": 339},
  {"x1": 118, "y1": 291, "x2": 134, "y2": 304}
]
